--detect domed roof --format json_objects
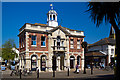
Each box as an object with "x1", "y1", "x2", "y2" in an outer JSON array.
[{"x1": 48, "y1": 9, "x2": 57, "y2": 14}]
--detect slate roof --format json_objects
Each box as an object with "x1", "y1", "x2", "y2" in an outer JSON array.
[{"x1": 88, "y1": 38, "x2": 115, "y2": 47}]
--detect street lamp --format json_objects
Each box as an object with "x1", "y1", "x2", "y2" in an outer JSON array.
[{"x1": 81, "y1": 42, "x2": 87, "y2": 74}]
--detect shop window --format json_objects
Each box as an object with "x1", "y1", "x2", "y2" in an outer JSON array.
[
  {"x1": 41, "y1": 36, "x2": 46, "y2": 47},
  {"x1": 31, "y1": 35, "x2": 36, "y2": 46}
]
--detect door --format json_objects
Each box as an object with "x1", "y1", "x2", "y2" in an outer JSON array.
[
  {"x1": 70, "y1": 56, "x2": 75, "y2": 69},
  {"x1": 31, "y1": 55, "x2": 37, "y2": 71},
  {"x1": 60, "y1": 56, "x2": 64, "y2": 70},
  {"x1": 41, "y1": 55, "x2": 46, "y2": 71}
]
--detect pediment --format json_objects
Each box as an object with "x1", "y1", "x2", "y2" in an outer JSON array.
[{"x1": 48, "y1": 25, "x2": 70, "y2": 35}]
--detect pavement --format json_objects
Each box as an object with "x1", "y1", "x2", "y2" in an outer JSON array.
[{"x1": 0, "y1": 68, "x2": 114, "y2": 80}]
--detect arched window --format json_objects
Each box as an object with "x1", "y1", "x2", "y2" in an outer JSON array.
[
  {"x1": 53, "y1": 15, "x2": 55, "y2": 20},
  {"x1": 31, "y1": 55, "x2": 37, "y2": 71},
  {"x1": 41, "y1": 55, "x2": 46, "y2": 71}
]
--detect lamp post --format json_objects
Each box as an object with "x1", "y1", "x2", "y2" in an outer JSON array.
[
  {"x1": 68, "y1": 67, "x2": 69, "y2": 76},
  {"x1": 53, "y1": 55, "x2": 56, "y2": 77},
  {"x1": 81, "y1": 42, "x2": 87, "y2": 74}
]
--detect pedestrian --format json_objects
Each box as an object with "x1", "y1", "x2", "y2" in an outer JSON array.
[
  {"x1": 76, "y1": 65, "x2": 79, "y2": 74},
  {"x1": 74, "y1": 64, "x2": 78, "y2": 73}
]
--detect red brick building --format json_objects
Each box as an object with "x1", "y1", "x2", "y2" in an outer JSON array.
[{"x1": 18, "y1": 4, "x2": 85, "y2": 72}]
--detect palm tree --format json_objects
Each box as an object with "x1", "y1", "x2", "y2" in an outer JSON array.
[{"x1": 87, "y1": 2, "x2": 120, "y2": 79}]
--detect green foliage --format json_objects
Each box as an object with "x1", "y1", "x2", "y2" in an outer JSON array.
[
  {"x1": 87, "y1": 2, "x2": 120, "y2": 27},
  {"x1": 2, "y1": 39, "x2": 18, "y2": 60}
]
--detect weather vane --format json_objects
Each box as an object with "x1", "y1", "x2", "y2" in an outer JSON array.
[{"x1": 50, "y1": 4, "x2": 53, "y2": 10}]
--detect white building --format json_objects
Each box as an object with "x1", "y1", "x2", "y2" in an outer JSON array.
[{"x1": 88, "y1": 26, "x2": 115, "y2": 65}]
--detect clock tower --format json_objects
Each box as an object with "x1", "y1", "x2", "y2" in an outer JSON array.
[{"x1": 47, "y1": 4, "x2": 58, "y2": 27}]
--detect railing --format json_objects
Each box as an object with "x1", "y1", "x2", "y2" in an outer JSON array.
[{"x1": 52, "y1": 46, "x2": 67, "y2": 52}]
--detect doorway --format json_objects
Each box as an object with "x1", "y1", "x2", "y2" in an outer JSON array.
[
  {"x1": 31, "y1": 55, "x2": 37, "y2": 71},
  {"x1": 70, "y1": 56, "x2": 75, "y2": 69},
  {"x1": 60, "y1": 55, "x2": 64, "y2": 70},
  {"x1": 41, "y1": 55, "x2": 46, "y2": 71}
]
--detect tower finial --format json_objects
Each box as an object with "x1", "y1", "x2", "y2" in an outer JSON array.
[{"x1": 50, "y1": 4, "x2": 53, "y2": 10}]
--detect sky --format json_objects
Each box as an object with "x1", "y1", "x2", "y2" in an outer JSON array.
[{"x1": 2, "y1": 2, "x2": 111, "y2": 48}]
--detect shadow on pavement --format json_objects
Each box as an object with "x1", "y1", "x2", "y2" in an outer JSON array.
[{"x1": 1, "y1": 74, "x2": 114, "y2": 80}]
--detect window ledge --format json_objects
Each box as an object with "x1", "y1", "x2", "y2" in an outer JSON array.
[
  {"x1": 41, "y1": 46, "x2": 46, "y2": 48},
  {"x1": 70, "y1": 47, "x2": 74, "y2": 49},
  {"x1": 31, "y1": 45, "x2": 37, "y2": 47},
  {"x1": 77, "y1": 48, "x2": 81, "y2": 49}
]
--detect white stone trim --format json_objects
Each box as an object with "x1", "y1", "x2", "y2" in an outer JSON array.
[{"x1": 29, "y1": 51, "x2": 48, "y2": 53}]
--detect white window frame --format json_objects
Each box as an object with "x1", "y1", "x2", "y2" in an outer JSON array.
[
  {"x1": 31, "y1": 35, "x2": 37, "y2": 46},
  {"x1": 41, "y1": 36, "x2": 46, "y2": 47}
]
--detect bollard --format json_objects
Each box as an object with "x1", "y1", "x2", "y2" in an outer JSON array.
[
  {"x1": 37, "y1": 69, "x2": 39, "y2": 78},
  {"x1": 68, "y1": 68, "x2": 69, "y2": 76},
  {"x1": 20, "y1": 69, "x2": 21, "y2": 79},
  {"x1": 53, "y1": 70, "x2": 55, "y2": 77},
  {"x1": 91, "y1": 65, "x2": 93, "y2": 75}
]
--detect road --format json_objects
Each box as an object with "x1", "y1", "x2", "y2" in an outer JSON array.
[{"x1": 1, "y1": 68, "x2": 114, "y2": 80}]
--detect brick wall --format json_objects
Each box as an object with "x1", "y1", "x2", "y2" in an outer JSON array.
[
  {"x1": 28, "y1": 32, "x2": 48, "y2": 51},
  {"x1": 69, "y1": 37, "x2": 83, "y2": 52}
]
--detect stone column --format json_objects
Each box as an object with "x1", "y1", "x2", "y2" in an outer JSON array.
[
  {"x1": 64, "y1": 53, "x2": 67, "y2": 71},
  {"x1": 66, "y1": 36, "x2": 70, "y2": 70},
  {"x1": 48, "y1": 56, "x2": 53, "y2": 72},
  {"x1": 26, "y1": 58, "x2": 30, "y2": 72},
  {"x1": 49, "y1": 14, "x2": 50, "y2": 20},
  {"x1": 55, "y1": 15, "x2": 57, "y2": 21},
  {"x1": 48, "y1": 34, "x2": 52, "y2": 72},
  {"x1": 52, "y1": 14, "x2": 53, "y2": 20},
  {"x1": 46, "y1": 58, "x2": 48, "y2": 71},
  {"x1": 81, "y1": 50, "x2": 84, "y2": 70},
  {"x1": 38, "y1": 58, "x2": 41, "y2": 72},
  {"x1": 19, "y1": 55, "x2": 22, "y2": 69},
  {"x1": 26, "y1": 32, "x2": 30, "y2": 70},
  {"x1": 57, "y1": 56, "x2": 60, "y2": 71}
]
